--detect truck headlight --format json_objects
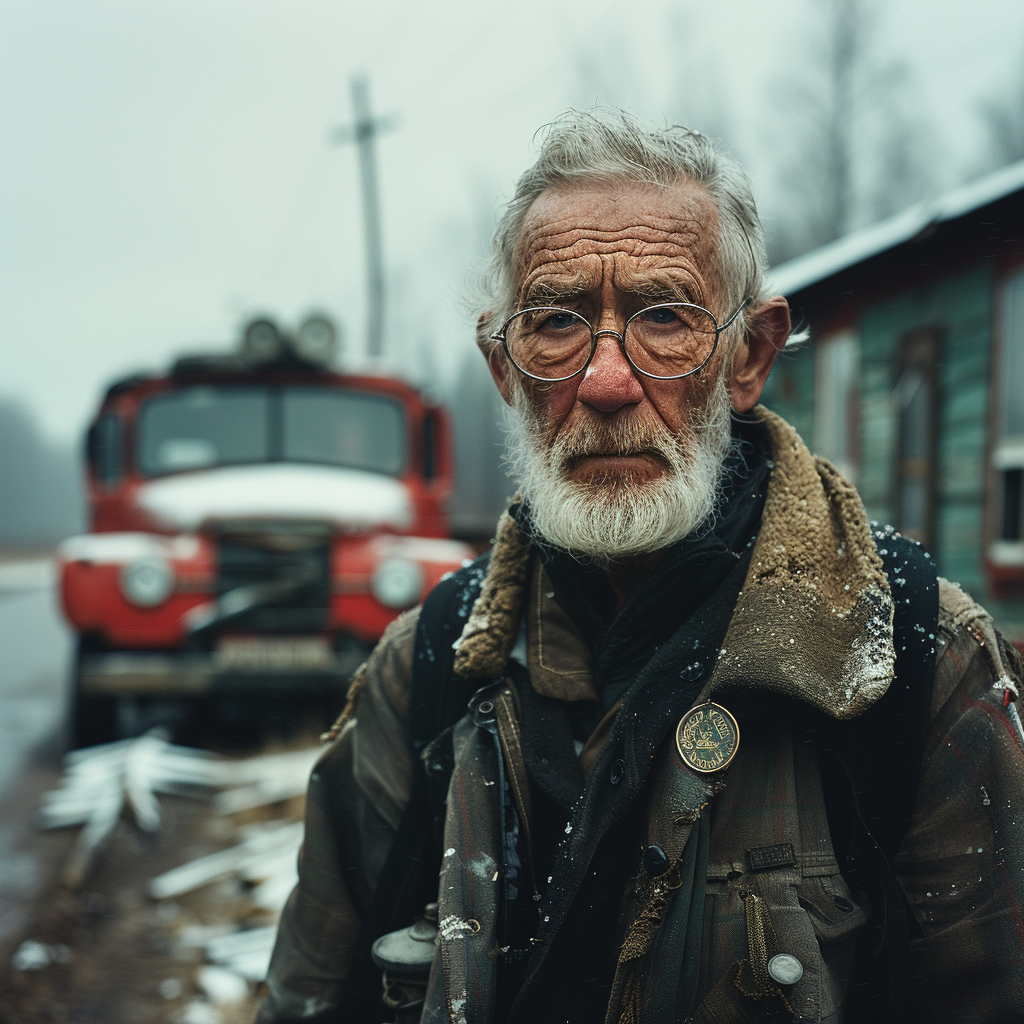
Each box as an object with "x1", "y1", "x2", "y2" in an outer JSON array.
[
  {"x1": 120, "y1": 556, "x2": 174, "y2": 607},
  {"x1": 371, "y1": 557, "x2": 424, "y2": 610}
]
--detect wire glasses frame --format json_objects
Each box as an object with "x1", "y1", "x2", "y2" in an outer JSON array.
[{"x1": 489, "y1": 300, "x2": 748, "y2": 382}]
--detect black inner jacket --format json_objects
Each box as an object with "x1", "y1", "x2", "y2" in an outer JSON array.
[
  {"x1": 497, "y1": 415, "x2": 773, "y2": 1020},
  {"x1": 511, "y1": 414, "x2": 771, "y2": 721}
]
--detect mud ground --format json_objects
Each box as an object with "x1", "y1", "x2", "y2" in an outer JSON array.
[{"x1": 0, "y1": 743, "x2": 313, "y2": 1024}]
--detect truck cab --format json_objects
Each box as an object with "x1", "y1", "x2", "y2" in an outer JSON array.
[{"x1": 59, "y1": 317, "x2": 475, "y2": 745}]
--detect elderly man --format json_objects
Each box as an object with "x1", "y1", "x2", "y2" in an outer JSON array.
[{"x1": 258, "y1": 111, "x2": 1024, "y2": 1024}]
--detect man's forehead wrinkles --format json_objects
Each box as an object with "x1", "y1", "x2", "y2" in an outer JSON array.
[
  {"x1": 523, "y1": 221, "x2": 707, "y2": 257},
  {"x1": 516, "y1": 185, "x2": 723, "y2": 306},
  {"x1": 521, "y1": 252, "x2": 706, "y2": 292},
  {"x1": 521, "y1": 239, "x2": 710, "y2": 284}
]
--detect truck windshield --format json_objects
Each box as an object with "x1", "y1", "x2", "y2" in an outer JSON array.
[{"x1": 138, "y1": 385, "x2": 406, "y2": 477}]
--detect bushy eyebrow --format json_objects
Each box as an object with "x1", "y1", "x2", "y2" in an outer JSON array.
[
  {"x1": 613, "y1": 268, "x2": 702, "y2": 306},
  {"x1": 520, "y1": 271, "x2": 593, "y2": 308}
]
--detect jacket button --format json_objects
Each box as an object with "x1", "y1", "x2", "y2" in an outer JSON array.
[
  {"x1": 643, "y1": 845, "x2": 670, "y2": 876},
  {"x1": 767, "y1": 953, "x2": 803, "y2": 985},
  {"x1": 609, "y1": 759, "x2": 625, "y2": 785},
  {"x1": 473, "y1": 699, "x2": 496, "y2": 726}
]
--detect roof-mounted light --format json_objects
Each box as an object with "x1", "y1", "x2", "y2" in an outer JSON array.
[
  {"x1": 295, "y1": 314, "x2": 338, "y2": 365},
  {"x1": 241, "y1": 318, "x2": 283, "y2": 363}
]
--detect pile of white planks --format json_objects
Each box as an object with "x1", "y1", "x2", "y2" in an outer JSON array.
[{"x1": 35, "y1": 732, "x2": 323, "y2": 1018}]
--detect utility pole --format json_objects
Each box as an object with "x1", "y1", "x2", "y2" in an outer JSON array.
[{"x1": 330, "y1": 76, "x2": 396, "y2": 360}]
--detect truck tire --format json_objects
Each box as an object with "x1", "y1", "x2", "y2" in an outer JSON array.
[{"x1": 71, "y1": 638, "x2": 118, "y2": 749}]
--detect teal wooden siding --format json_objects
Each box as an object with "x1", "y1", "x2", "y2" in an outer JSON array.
[
  {"x1": 759, "y1": 342, "x2": 815, "y2": 447},
  {"x1": 756, "y1": 268, "x2": 1024, "y2": 638},
  {"x1": 856, "y1": 264, "x2": 994, "y2": 596}
]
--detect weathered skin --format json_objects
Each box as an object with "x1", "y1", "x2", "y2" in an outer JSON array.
[{"x1": 486, "y1": 182, "x2": 790, "y2": 489}]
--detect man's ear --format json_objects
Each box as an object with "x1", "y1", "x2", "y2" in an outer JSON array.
[
  {"x1": 477, "y1": 313, "x2": 515, "y2": 406},
  {"x1": 729, "y1": 296, "x2": 791, "y2": 413}
]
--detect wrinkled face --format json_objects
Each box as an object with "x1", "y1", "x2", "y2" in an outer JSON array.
[
  {"x1": 511, "y1": 179, "x2": 731, "y2": 486},
  {"x1": 497, "y1": 180, "x2": 740, "y2": 559}
]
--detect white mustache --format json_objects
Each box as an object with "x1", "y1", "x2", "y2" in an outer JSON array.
[{"x1": 502, "y1": 373, "x2": 734, "y2": 561}]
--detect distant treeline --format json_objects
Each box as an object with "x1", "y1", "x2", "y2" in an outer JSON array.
[
  {"x1": 443, "y1": 349, "x2": 513, "y2": 542},
  {"x1": 0, "y1": 397, "x2": 85, "y2": 547}
]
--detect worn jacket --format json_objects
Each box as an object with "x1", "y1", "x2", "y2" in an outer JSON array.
[{"x1": 258, "y1": 408, "x2": 1024, "y2": 1023}]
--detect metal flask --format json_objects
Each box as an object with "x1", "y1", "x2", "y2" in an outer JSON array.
[{"x1": 371, "y1": 902, "x2": 439, "y2": 1023}]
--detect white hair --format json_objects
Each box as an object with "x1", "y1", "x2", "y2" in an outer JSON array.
[
  {"x1": 478, "y1": 107, "x2": 773, "y2": 348},
  {"x1": 504, "y1": 373, "x2": 734, "y2": 562}
]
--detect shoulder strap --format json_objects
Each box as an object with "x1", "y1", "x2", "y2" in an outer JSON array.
[
  {"x1": 335, "y1": 553, "x2": 492, "y2": 1022},
  {"x1": 816, "y1": 527, "x2": 939, "y2": 1023},
  {"x1": 864, "y1": 528, "x2": 940, "y2": 861},
  {"x1": 410, "y1": 551, "x2": 492, "y2": 753}
]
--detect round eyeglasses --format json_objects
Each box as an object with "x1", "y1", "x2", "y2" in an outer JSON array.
[{"x1": 490, "y1": 301, "x2": 746, "y2": 382}]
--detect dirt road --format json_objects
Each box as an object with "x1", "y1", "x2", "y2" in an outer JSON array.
[{"x1": 0, "y1": 735, "x2": 318, "y2": 1024}]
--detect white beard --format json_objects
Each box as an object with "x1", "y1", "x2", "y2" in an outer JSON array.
[{"x1": 504, "y1": 373, "x2": 733, "y2": 562}]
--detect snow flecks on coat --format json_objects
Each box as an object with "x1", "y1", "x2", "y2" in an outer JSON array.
[
  {"x1": 452, "y1": 511, "x2": 531, "y2": 677},
  {"x1": 438, "y1": 916, "x2": 480, "y2": 941},
  {"x1": 703, "y1": 409, "x2": 896, "y2": 720},
  {"x1": 449, "y1": 993, "x2": 469, "y2": 1024}
]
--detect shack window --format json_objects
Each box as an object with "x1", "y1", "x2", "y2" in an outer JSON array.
[
  {"x1": 894, "y1": 328, "x2": 940, "y2": 551},
  {"x1": 814, "y1": 331, "x2": 859, "y2": 481},
  {"x1": 991, "y1": 267, "x2": 1024, "y2": 567}
]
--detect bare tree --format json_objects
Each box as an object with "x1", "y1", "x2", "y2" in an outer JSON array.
[
  {"x1": 446, "y1": 347, "x2": 511, "y2": 537},
  {"x1": 978, "y1": 39, "x2": 1024, "y2": 168},
  {"x1": 571, "y1": 16, "x2": 738, "y2": 154},
  {"x1": 422, "y1": 182, "x2": 512, "y2": 535},
  {"x1": 0, "y1": 397, "x2": 85, "y2": 546},
  {"x1": 765, "y1": 0, "x2": 937, "y2": 263}
]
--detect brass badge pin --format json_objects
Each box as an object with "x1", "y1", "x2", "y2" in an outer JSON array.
[{"x1": 676, "y1": 702, "x2": 740, "y2": 774}]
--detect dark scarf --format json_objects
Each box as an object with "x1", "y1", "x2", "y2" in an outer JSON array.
[
  {"x1": 512, "y1": 414, "x2": 772, "y2": 711},
  {"x1": 498, "y1": 416, "x2": 773, "y2": 1022}
]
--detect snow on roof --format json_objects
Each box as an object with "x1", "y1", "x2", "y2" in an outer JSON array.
[{"x1": 767, "y1": 158, "x2": 1024, "y2": 299}]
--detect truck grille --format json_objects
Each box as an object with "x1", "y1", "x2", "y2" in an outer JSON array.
[{"x1": 215, "y1": 523, "x2": 331, "y2": 633}]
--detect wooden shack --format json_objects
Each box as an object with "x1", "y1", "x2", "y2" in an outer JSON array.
[{"x1": 762, "y1": 160, "x2": 1024, "y2": 644}]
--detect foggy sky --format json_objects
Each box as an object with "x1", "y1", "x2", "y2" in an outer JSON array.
[{"x1": 2, "y1": 0, "x2": 1022, "y2": 444}]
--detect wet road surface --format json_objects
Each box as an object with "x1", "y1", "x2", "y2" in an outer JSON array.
[{"x1": 0, "y1": 559, "x2": 72, "y2": 949}]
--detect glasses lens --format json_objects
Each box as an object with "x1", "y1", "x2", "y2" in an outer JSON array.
[
  {"x1": 625, "y1": 304, "x2": 718, "y2": 378},
  {"x1": 504, "y1": 308, "x2": 593, "y2": 380}
]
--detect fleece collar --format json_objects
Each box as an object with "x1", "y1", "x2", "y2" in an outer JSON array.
[
  {"x1": 700, "y1": 408, "x2": 894, "y2": 718},
  {"x1": 452, "y1": 407, "x2": 895, "y2": 721}
]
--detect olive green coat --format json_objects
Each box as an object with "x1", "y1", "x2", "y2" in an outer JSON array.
[{"x1": 258, "y1": 409, "x2": 1024, "y2": 1023}]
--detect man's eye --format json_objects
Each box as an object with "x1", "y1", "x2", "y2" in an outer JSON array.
[
  {"x1": 541, "y1": 312, "x2": 581, "y2": 331},
  {"x1": 638, "y1": 307, "x2": 682, "y2": 326}
]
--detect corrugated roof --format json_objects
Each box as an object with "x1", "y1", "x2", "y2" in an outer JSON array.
[{"x1": 767, "y1": 158, "x2": 1024, "y2": 298}]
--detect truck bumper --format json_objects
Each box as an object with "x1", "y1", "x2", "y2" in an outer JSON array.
[{"x1": 78, "y1": 646, "x2": 365, "y2": 698}]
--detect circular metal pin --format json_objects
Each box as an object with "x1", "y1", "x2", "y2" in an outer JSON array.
[
  {"x1": 675, "y1": 702, "x2": 740, "y2": 774},
  {"x1": 767, "y1": 953, "x2": 803, "y2": 986}
]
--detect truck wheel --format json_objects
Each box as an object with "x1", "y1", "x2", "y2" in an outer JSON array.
[{"x1": 71, "y1": 638, "x2": 118, "y2": 749}]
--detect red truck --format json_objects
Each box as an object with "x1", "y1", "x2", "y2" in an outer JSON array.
[{"x1": 59, "y1": 316, "x2": 475, "y2": 746}]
